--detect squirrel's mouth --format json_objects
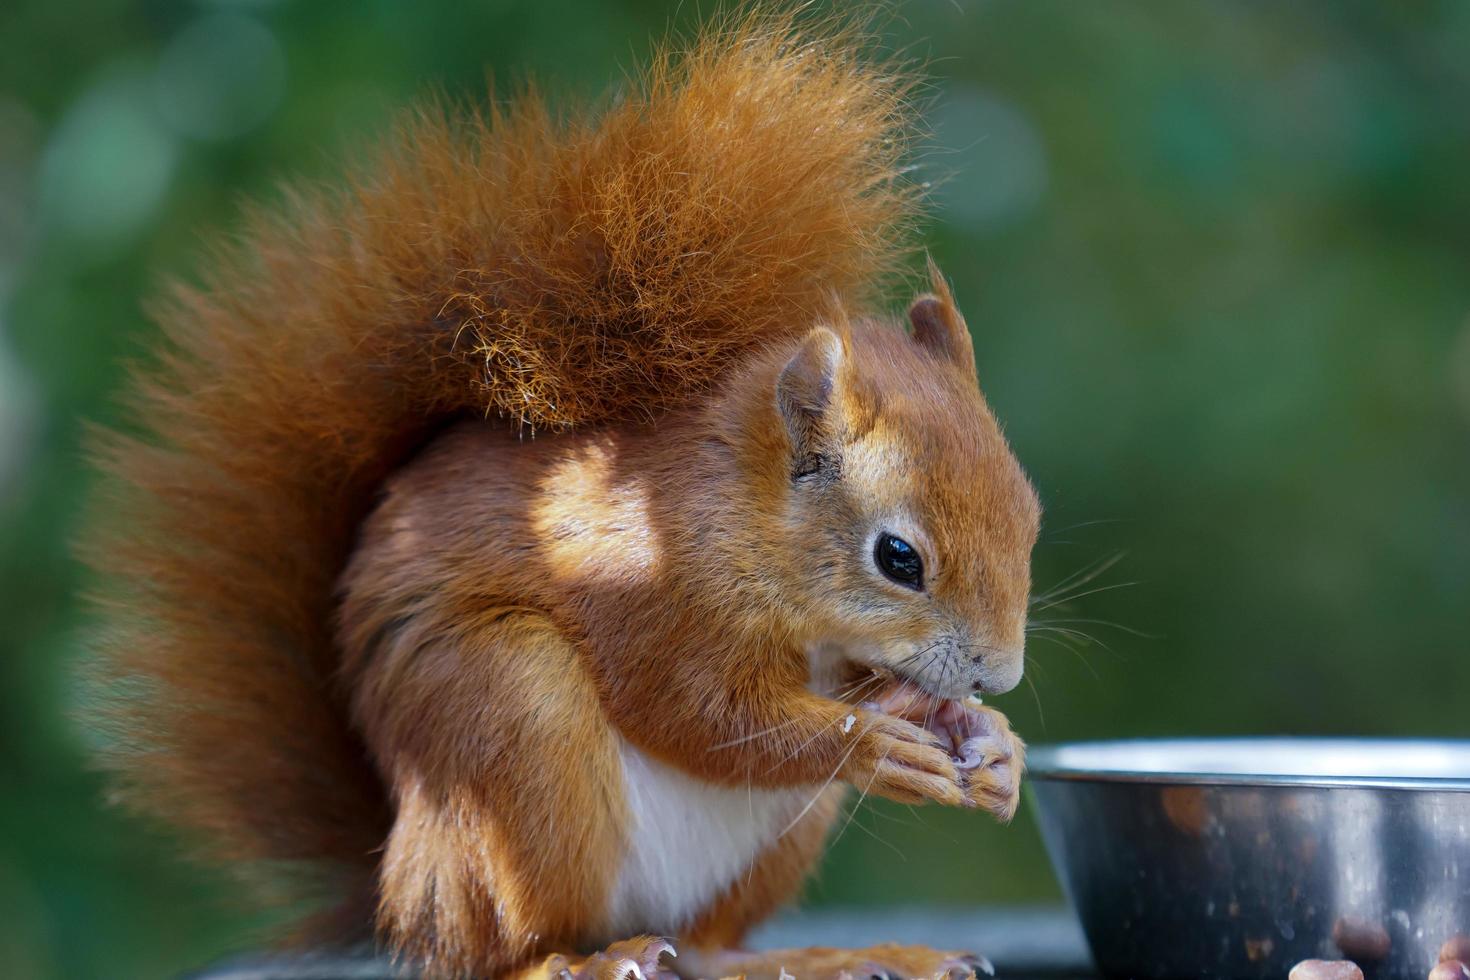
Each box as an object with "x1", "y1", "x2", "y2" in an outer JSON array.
[{"x1": 849, "y1": 668, "x2": 994, "y2": 769}]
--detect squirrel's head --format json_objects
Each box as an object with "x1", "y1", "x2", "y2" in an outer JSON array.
[{"x1": 754, "y1": 271, "x2": 1041, "y2": 701}]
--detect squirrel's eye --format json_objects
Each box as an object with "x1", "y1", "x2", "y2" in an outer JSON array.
[{"x1": 874, "y1": 533, "x2": 923, "y2": 590}]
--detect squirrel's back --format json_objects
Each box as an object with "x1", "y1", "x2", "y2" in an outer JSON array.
[{"x1": 80, "y1": 7, "x2": 921, "y2": 912}]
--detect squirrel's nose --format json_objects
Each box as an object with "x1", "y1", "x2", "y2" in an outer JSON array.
[{"x1": 971, "y1": 648, "x2": 1024, "y2": 695}]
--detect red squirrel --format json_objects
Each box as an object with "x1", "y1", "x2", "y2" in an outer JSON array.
[{"x1": 82, "y1": 9, "x2": 1040, "y2": 979}]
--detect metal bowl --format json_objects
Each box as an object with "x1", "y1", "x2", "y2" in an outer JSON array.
[{"x1": 1027, "y1": 739, "x2": 1470, "y2": 980}]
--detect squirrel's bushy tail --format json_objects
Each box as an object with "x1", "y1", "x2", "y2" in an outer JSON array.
[{"x1": 82, "y1": 7, "x2": 920, "y2": 910}]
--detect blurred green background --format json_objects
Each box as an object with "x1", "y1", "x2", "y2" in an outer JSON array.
[{"x1": 2, "y1": 1, "x2": 1468, "y2": 977}]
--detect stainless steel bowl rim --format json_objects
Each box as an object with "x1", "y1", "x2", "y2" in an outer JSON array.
[{"x1": 1027, "y1": 736, "x2": 1470, "y2": 792}]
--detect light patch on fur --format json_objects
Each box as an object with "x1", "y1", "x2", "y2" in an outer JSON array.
[
  {"x1": 534, "y1": 442, "x2": 658, "y2": 582},
  {"x1": 603, "y1": 741, "x2": 812, "y2": 937}
]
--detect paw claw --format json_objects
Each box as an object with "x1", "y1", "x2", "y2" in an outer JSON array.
[
  {"x1": 569, "y1": 937, "x2": 679, "y2": 980},
  {"x1": 927, "y1": 952, "x2": 993, "y2": 980},
  {"x1": 963, "y1": 954, "x2": 995, "y2": 977},
  {"x1": 648, "y1": 938, "x2": 677, "y2": 964}
]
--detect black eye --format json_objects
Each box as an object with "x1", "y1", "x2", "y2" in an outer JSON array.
[{"x1": 874, "y1": 533, "x2": 923, "y2": 590}]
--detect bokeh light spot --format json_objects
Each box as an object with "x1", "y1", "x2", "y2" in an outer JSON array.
[
  {"x1": 36, "y1": 64, "x2": 177, "y2": 254},
  {"x1": 933, "y1": 86, "x2": 1048, "y2": 232},
  {"x1": 154, "y1": 13, "x2": 286, "y2": 143},
  {"x1": 1450, "y1": 315, "x2": 1470, "y2": 429}
]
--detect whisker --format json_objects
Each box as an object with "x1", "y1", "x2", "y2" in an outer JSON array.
[
  {"x1": 1022, "y1": 670, "x2": 1046, "y2": 731},
  {"x1": 1030, "y1": 616, "x2": 1158, "y2": 640},
  {"x1": 711, "y1": 674, "x2": 884, "y2": 753},
  {"x1": 830, "y1": 741, "x2": 893, "y2": 853},
  {"x1": 892, "y1": 801, "x2": 960, "y2": 846},
  {"x1": 1041, "y1": 517, "x2": 1127, "y2": 541},
  {"x1": 1030, "y1": 580, "x2": 1139, "y2": 615},
  {"x1": 1029, "y1": 624, "x2": 1110, "y2": 649},
  {"x1": 1027, "y1": 634, "x2": 1104, "y2": 681},
  {"x1": 1029, "y1": 623, "x2": 1135, "y2": 665},
  {"x1": 829, "y1": 675, "x2": 887, "y2": 709},
  {"x1": 955, "y1": 640, "x2": 1011, "y2": 658},
  {"x1": 833, "y1": 672, "x2": 887, "y2": 699},
  {"x1": 863, "y1": 803, "x2": 922, "y2": 830},
  {"x1": 1025, "y1": 627, "x2": 1087, "y2": 652},
  {"x1": 894, "y1": 640, "x2": 944, "y2": 672},
  {"x1": 778, "y1": 723, "x2": 864, "y2": 839},
  {"x1": 1023, "y1": 652, "x2": 1051, "y2": 683},
  {"x1": 1031, "y1": 551, "x2": 1126, "y2": 606},
  {"x1": 768, "y1": 681, "x2": 885, "y2": 773},
  {"x1": 709, "y1": 717, "x2": 806, "y2": 751},
  {"x1": 842, "y1": 804, "x2": 907, "y2": 859}
]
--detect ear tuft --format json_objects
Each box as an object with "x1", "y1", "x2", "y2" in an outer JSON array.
[
  {"x1": 777, "y1": 326, "x2": 845, "y2": 451},
  {"x1": 908, "y1": 258, "x2": 976, "y2": 376}
]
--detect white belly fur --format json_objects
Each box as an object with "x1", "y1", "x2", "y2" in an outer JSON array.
[{"x1": 603, "y1": 740, "x2": 817, "y2": 936}]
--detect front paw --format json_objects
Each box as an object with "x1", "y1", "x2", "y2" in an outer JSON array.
[
  {"x1": 548, "y1": 936, "x2": 678, "y2": 980},
  {"x1": 840, "y1": 712, "x2": 965, "y2": 807},
  {"x1": 950, "y1": 704, "x2": 1025, "y2": 822}
]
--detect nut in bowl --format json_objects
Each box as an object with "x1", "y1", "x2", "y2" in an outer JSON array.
[{"x1": 1026, "y1": 739, "x2": 1470, "y2": 980}]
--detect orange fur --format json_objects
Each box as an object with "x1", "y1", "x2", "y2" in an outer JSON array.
[
  {"x1": 335, "y1": 311, "x2": 1038, "y2": 972},
  {"x1": 81, "y1": 6, "x2": 1041, "y2": 978},
  {"x1": 83, "y1": 3, "x2": 913, "y2": 885}
]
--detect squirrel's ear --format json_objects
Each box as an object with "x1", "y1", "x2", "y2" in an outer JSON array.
[
  {"x1": 909, "y1": 259, "x2": 977, "y2": 377},
  {"x1": 777, "y1": 326, "x2": 846, "y2": 453}
]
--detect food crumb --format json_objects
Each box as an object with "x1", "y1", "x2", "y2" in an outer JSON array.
[
  {"x1": 1288, "y1": 959, "x2": 1363, "y2": 980},
  {"x1": 841, "y1": 714, "x2": 856, "y2": 734}
]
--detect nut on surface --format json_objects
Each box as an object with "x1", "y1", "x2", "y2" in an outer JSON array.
[
  {"x1": 1289, "y1": 959, "x2": 1364, "y2": 980},
  {"x1": 1332, "y1": 916, "x2": 1391, "y2": 961},
  {"x1": 1429, "y1": 960, "x2": 1470, "y2": 980}
]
